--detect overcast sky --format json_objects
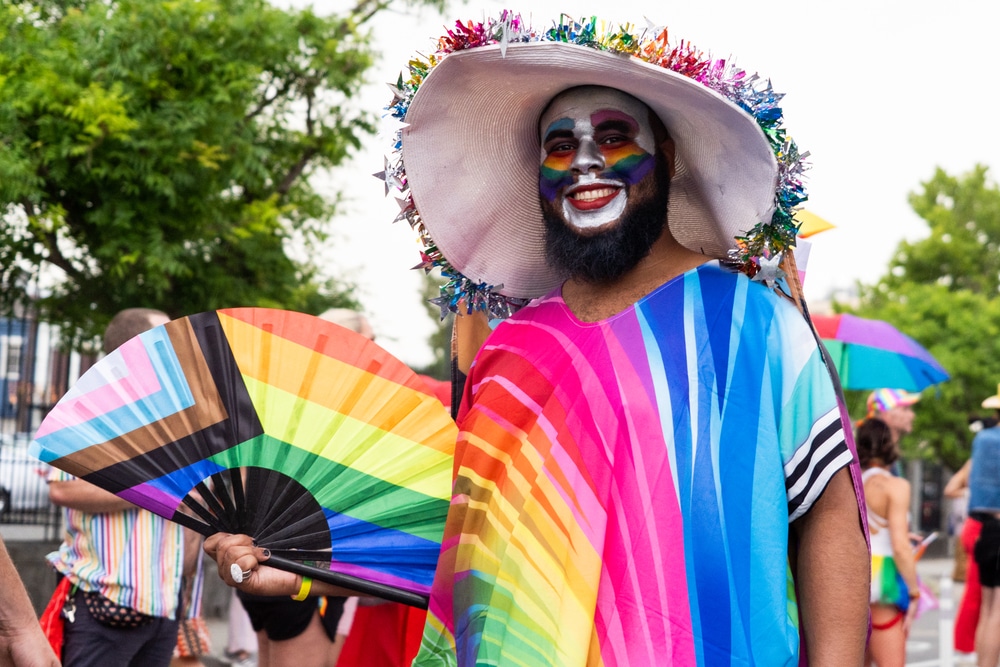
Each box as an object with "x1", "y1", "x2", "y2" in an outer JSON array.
[{"x1": 285, "y1": 0, "x2": 998, "y2": 367}]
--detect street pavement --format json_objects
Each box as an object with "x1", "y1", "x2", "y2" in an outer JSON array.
[
  {"x1": 907, "y1": 556, "x2": 977, "y2": 667},
  {"x1": 203, "y1": 613, "x2": 248, "y2": 667}
]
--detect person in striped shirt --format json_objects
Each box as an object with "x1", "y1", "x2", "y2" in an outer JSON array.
[{"x1": 46, "y1": 308, "x2": 186, "y2": 666}]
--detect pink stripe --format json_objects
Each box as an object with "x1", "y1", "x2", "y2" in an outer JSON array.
[
  {"x1": 606, "y1": 320, "x2": 675, "y2": 634},
  {"x1": 35, "y1": 337, "x2": 162, "y2": 437},
  {"x1": 439, "y1": 531, "x2": 461, "y2": 553},
  {"x1": 118, "y1": 484, "x2": 181, "y2": 518},
  {"x1": 601, "y1": 325, "x2": 661, "y2": 660},
  {"x1": 487, "y1": 314, "x2": 620, "y2": 462},
  {"x1": 329, "y1": 559, "x2": 431, "y2": 595},
  {"x1": 486, "y1": 307, "x2": 697, "y2": 663},
  {"x1": 591, "y1": 318, "x2": 696, "y2": 665},
  {"x1": 473, "y1": 377, "x2": 607, "y2": 550},
  {"x1": 545, "y1": 438, "x2": 606, "y2": 545}
]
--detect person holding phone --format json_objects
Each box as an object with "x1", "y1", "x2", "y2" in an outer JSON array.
[{"x1": 856, "y1": 417, "x2": 921, "y2": 667}]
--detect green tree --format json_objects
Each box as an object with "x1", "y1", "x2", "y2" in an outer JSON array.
[
  {"x1": 883, "y1": 165, "x2": 1000, "y2": 294},
  {"x1": 850, "y1": 165, "x2": 1000, "y2": 468},
  {"x1": 0, "y1": 0, "x2": 437, "y2": 347}
]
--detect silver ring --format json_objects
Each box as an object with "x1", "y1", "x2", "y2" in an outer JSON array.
[{"x1": 230, "y1": 563, "x2": 251, "y2": 584}]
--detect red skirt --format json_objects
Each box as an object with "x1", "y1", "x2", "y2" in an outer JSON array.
[{"x1": 955, "y1": 517, "x2": 983, "y2": 653}]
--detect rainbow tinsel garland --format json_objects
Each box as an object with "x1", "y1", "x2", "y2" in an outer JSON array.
[{"x1": 379, "y1": 11, "x2": 808, "y2": 318}]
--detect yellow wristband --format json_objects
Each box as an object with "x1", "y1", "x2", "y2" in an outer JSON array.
[{"x1": 291, "y1": 576, "x2": 312, "y2": 601}]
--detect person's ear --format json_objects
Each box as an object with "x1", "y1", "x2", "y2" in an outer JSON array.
[{"x1": 660, "y1": 136, "x2": 676, "y2": 179}]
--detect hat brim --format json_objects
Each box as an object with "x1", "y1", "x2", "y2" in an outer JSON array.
[
  {"x1": 983, "y1": 396, "x2": 1000, "y2": 409},
  {"x1": 401, "y1": 42, "x2": 778, "y2": 299}
]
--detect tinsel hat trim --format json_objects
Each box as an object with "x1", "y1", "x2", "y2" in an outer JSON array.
[{"x1": 379, "y1": 12, "x2": 808, "y2": 318}]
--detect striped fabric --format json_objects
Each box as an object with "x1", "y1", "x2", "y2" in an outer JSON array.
[
  {"x1": 46, "y1": 470, "x2": 185, "y2": 619},
  {"x1": 414, "y1": 262, "x2": 856, "y2": 666}
]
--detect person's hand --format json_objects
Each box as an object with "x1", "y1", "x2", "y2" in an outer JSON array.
[
  {"x1": 903, "y1": 594, "x2": 920, "y2": 635},
  {"x1": 0, "y1": 620, "x2": 60, "y2": 666},
  {"x1": 204, "y1": 533, "x2": 297, "y2": 596}
]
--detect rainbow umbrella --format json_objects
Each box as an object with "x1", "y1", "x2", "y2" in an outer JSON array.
[
  {"x1": 812, "y1": 313, "x2": 949, "y2": 392},
  {"x1": 30, "y1": 308, "x2": 456, "y2": 607}
]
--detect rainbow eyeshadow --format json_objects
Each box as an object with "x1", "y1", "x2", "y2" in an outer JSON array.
[
  {"x1": 539, "y1": 111, "x2": 654, "y2": 202},
  {"x1": 540, "y1": 118, "x2": 577, "y2": 200}
]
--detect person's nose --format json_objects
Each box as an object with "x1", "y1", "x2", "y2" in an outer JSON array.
[{"x1": 571, "y1": 136, "x2": 604, "y2": 174}]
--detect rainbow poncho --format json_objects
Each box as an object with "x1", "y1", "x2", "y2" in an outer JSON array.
[{"x1": 414, "y1": 262, "x2": 860, "y2": 666}]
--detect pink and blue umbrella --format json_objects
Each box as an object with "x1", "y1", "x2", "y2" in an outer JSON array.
[{"x1": 812, "y1": 313, "x2": 949, "y2": 392}]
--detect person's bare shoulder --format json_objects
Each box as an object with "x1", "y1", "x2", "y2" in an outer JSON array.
[
  {"x1": 883, "y1": 474, "x2": 912, "y2": 508},
  {"x1": 865, "y1": 471, "x2": 909, "y2": 513}
]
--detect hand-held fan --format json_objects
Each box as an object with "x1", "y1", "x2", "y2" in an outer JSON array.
[{"x1": 30, "y1": 308, "x2": 457, "y2": 608}]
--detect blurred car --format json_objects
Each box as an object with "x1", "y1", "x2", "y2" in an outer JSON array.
[{"x1": 0, "y1": 433, "x2": 52, "y2": 519}]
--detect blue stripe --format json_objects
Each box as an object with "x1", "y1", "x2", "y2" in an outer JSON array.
[
  {"x1": 644, "y1": 265, "x2": 805, "y2": 664},
  {"x1": 34, "y1": 331, "x2": 195, "y2": 461},
  {"x1": 146, "y1": 458, "x2": 226, "y2": 496},
  {"x1": 698, "y1": 265, "x2": 737, "y2": 405},
  {"x1": 688, "y1": 270, "x2": 732, "y2": 665},
  {"x1": 324, "y1": 507, "x2": 442, "y2": 588},
  {"x1": 640, "y1": 276, "x2": 705, "y2": 661},
  {"x1": 718, "y1": 281, "x2": 766, "y2": 664},
  {"x1": 691, "y1": 431, "x2": 731, "y2": 665}
]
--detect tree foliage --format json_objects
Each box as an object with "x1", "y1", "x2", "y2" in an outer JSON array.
[
  {"x1": 883, "y1": 165, "x2": 1000, "y2": 294},
  {"x1": 850, "y1": 165, "x2": 1000, "y2": 468},
  {"x1": 0, "y1": 0, "x2": 436, "y2": 346}
]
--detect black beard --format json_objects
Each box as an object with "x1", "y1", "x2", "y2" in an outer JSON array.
[{"x1": 541, "y1": 157, "x2": 671, "y2": 284}]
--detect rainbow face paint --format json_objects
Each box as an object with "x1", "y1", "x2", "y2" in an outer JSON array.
[{"x1": 539, "y1": 88, "x2": 657, "y2": 231}]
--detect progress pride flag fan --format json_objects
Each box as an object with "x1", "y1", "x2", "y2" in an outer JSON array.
[{"x1": 31, "y1": 308, "x2": 456, "y2": 607}]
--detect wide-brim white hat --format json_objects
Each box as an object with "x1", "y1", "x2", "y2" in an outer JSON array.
[{"x1": 384, "y1": 15, "x2": 807, "y2": 312}]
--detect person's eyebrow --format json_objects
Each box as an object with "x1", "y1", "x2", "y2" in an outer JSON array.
[
  {"x1": 595, "y1": 119, "x2": 635, "y2": 136},
  {"x1": 591, "y1": 110, "x2": 638, "y2": 135},
  {"x1": 543, "y1": 128, "x2": 575, "y2": 145},
  {"x1": 542, "y1": 117, "x2": 575, "y2": 143}
]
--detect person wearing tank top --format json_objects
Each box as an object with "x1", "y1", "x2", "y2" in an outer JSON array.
[{"x1": 855, "y1": 417, "x2": 920, "y2": 667}]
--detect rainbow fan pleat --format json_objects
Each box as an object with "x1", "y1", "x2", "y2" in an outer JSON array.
[{"x1": 32, "y1": 308, "x2": 456, "y2": 597}]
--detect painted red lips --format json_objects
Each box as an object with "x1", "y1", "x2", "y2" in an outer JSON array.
[{"x1": 567, "y1": 184, "x2": 621, "y2": 210}]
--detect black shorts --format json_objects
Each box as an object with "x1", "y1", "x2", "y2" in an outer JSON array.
[
  {"x1": 236, "y1": 591, "x2": 345, "y2": 641},
  {"x1": 974, "y1": 518, "x2": 1000, "y2": 587}
]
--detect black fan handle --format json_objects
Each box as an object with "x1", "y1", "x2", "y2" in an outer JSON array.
[{"x1": 265, "y1": 554, "x2": 430, "y2": 610}]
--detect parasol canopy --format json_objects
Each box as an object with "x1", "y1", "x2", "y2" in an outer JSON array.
[
  {"x1": 31, "y1": 308, "x2": 457, "y2": 608},
  {"x1": 811, "y1": 313, "x2": 949, "y2": 392}
]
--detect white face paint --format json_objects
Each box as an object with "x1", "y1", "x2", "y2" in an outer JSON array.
[{"x1": 539, "y1": 88, "x2": 658, "y2": 233}]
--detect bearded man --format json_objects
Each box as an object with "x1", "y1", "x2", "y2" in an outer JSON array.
[{"x1": 208, "y1": 14, "x2": 870, "y2": 667}]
